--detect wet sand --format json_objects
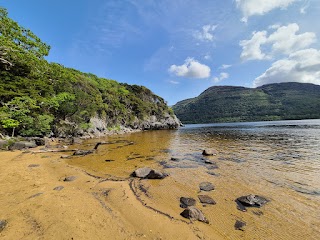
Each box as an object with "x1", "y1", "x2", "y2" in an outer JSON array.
[{"x1": 0, "y1": 130, "x2": 319, "y2": 239}]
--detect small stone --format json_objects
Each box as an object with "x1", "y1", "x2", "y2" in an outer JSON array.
[
  {"x1": 180, "y1": 206, "x2": 209, "y2": 224},
  {"x1": 202, "y1": 149, "x2": 216, "y2": 156},
  {"x1": 199, "y1": 182, "x2": 215, "y2": 191},
  {"x1": 234, "y1": 220, "x2": 246, "y2": 231},
  {"x1": 0, "y1": 220, "x2": 7, "y2": 232},
  {"x1": 53, "y1": 186, "x2": 64, "y2": 191},
  {"x1": 180, "y1": 197, "x2": 196, "y2": 208},
  {"x1": 73, "y1": 150, "x2": 94, "y2": 156},
  {"x1": 63, "y1": 176, "x2": 77, "y2": 182},
  {"x1": 28, "y1": 164, "x2": 40, "y2": 168},
  {"x1": 170, "y1": 157, "x2": 180, "y2": 161},
  {"x1": 60, "y1": 155, "x2": 71, "y2": 159},
  {"x1": 198, "y1": 195, "x2": 216, "y2": 205},
  {"x1": 28, "y1": 192, "x2": 43, "y2": 199}
]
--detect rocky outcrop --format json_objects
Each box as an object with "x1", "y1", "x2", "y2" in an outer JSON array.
[
  {"x1": 138, "y1": 113, "x2": 182, "y2": 130},
  {"x1": 9, "y1": 141, "x2": 37, "y2": 150}
]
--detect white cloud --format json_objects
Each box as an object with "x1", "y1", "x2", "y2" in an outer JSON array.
[
  {"x1": 204, "y1": 54, "x2": 211, "y2": 60},
  {"x1": 213, "y1": 72, "x2": 229, "y2": 82},
  {"x1": 169, "y1": 80, "x2": 180, "y2": 84},
  {"x1": 193, "y1": 25, "x2": 217, "y2": 42},
  {"x1": 220, "y1": 64, "x2": 232, "y2": 69},
  {"x1": 236, "y1": 0, "x2": 299, "y2": 22},
  {"x1": 240, "y1": 31, "x2": 268, "y2": 61},
  {"x1": 240, "y1": 23, "x2": 316, "y2": 61},
  {"x1": 267, "y1": 23, "x2": 316, "y2": 55},
  {"x1": 168, "y1": 58, "x2": 211, "y2": 79},
  {"x1": 254, "y1": 48, "x2": 320, "y2": 87}
]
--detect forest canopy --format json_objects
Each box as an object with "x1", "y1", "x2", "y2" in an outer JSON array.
[{"x1": 0, "y1": 7, "x2": 174, "y2": 137}]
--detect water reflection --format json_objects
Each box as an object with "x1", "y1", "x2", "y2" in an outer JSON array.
[{"x1": 168, "y1": 119, "x2": 320, "y2": 196}]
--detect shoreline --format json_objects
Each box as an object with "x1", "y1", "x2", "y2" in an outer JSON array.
[{"x1": 0, "y1": 147, "x2": 224, "y2": 240}]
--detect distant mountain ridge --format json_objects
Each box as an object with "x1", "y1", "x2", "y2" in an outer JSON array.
[{"x1": 172, "y1": 82, "x2": 320, "y2": 124}]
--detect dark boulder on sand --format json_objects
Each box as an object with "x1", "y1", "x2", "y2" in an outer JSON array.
[
  {"x1": 236, "y1": 194, "x2": 268, "y2": 207},
  {"x1": 180, "y1": 197, "x2": 196, "y2": 208},
  {"x1": 132, "y1": 167, "x2": 168, "y2": 179},
  {"x1": 199, "y1": 182, "x2": 215, "y2": 191},
  {"x1": 180, "y1": 206, "x2": 209, "y2": 224},
  {"x1": 198, "y1": 195, "x2": 216, "y2": 205}
]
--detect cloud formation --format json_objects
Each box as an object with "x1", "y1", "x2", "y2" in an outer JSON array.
[
  {"x1": 213, "y1": 72, "x2": 229, "y2": 82},
  {"x1": 193, "y1": 25, "x2": 217, "y2": 42},
  {"x1": 236, "y1": 0, "x2": 299, "y2": 22},
  {"x1": 168, "y1": 58, "x2": 211, "y2": 79},
  {"x1": 254, "y1": 48, "x2": 320, "y2": 87},
  {"x1": 240, "y1": 23, "x2": 316, "y2": 61}
]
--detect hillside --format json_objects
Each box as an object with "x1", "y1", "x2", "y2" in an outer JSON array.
[
  {"x1": 172, "y1": 82, "x2": 320, "y2": 124},
  {"x1": 0, "y1": 7, "x2": 180, "y2": 137}
]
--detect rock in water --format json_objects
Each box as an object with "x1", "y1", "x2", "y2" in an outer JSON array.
[
  {"x1": 133, "y1": 167, "x2": 152, "y2": 178},
  {"x1": 180, "y1": 197, "x2": 196, "y2": 208},
  {"x1": 53, "y1": 186, "x2": 64, "y2": 191},
  {"x1": 180, "y1": 206, "x2": 209, "y2": 224},
  {"x1": 0, "y1": 220, "x2": 7, "y2": 232},
  {"x1": 202, "y1": 149, "x2": 216, "y2": 156},
  {"x1": 234, "y1": 220, "x2": 246, "y2": 231},
  {"x1": 9, "y1": 141, "x2": 37, "y2": 150},
  {"x1": 236, "y1": 194, "x2": 268, "y2": 207},
  {"x1": 73, "y1": 150, "x2": 94, "y2": 156},
  {"x1": 198, "y1": 195, "x2": 216, "y2": 205},
  {"x1": 199, "y1": 182, "x2": 215, "y2": 191},
  {"x1": 132, "y1": 167, "x2": 168, "y2": 179},
  {"x1": 63, "y1": 176, "x2": 77, "y2": 182}
]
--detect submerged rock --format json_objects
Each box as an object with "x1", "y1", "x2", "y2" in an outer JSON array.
[
  {"x1": 199, "y1": 182, "x2": 215, "y2": 191},
  {"x1": 0, "y1": 220, "x2": 7, "y2": 232},
  {"x1": 198, "y1": 195, "x2": 216, "y2": 205},
  {"x1": 234, "y1": 220, "x2": 246, "y2": 231},
  {"x1": 53, "y1": 186, "x2": 64, "y2": 191},
  {"x1": 202, "y1": 149, "x2": 216, "y2": 156},
  {"x1": 180, "y1": 206, "x2": 209, "y2": 224},
  {"x1": 63, "y1": 176, "x2": 77, "y2": 182},
  {"x1": 236, "y1": 194, "x2": 268, "y2": 208},
  {"x1": 73, "y1": 150, "x2": 94, "y2": 156},
  {"x1": 180, "y1": 197, "x2": 196, "y2": 208},
  {"x1": 132, "y1": 167, "x2": 168, "y2": 179}
]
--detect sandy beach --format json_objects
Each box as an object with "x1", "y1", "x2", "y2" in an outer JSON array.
[
  {"x1": 1, "y1": 131, "x2": 319, "y2": 240},
  {"x1": 0, "y1": 148, "x2": 225, "y2": 240}
]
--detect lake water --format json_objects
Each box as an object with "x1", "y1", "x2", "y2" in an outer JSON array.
[{"x1": 69, "y1": 119, "x2": 320, "y2": 239}]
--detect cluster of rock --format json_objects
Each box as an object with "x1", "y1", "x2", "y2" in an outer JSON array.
[
  {"x1": 0, "y1": 137, "x2": 46, "y2": 150},
  {"x1": 179, "y1": 181, "x2": 216, "y2": 224},
  {"x1": 131, "y1": 167, "x2": 168, "y2": 179}
]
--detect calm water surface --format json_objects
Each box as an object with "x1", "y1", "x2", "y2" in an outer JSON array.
[{"x1": 70, "y1": 119, "x2": 320, "y2": 239}]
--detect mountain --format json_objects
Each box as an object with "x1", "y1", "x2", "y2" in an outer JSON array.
[
  {"x1": 172, "y1": 82, "x2": 320, "y2": 124},
  {"x1": 0, "y1": 7, "x2": 180, "y2": 137}
]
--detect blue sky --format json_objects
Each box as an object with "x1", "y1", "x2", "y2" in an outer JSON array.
[{"x1": 2, "y1": 0, "x2": 320, "y2": 105}]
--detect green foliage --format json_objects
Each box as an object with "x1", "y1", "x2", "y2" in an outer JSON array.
[
  {"x1": 0, "y1": 7, "x2": 175, "y2": 137},
  {"x1": 173, "y1": 83, "x2": 320, "y2": 124}
]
